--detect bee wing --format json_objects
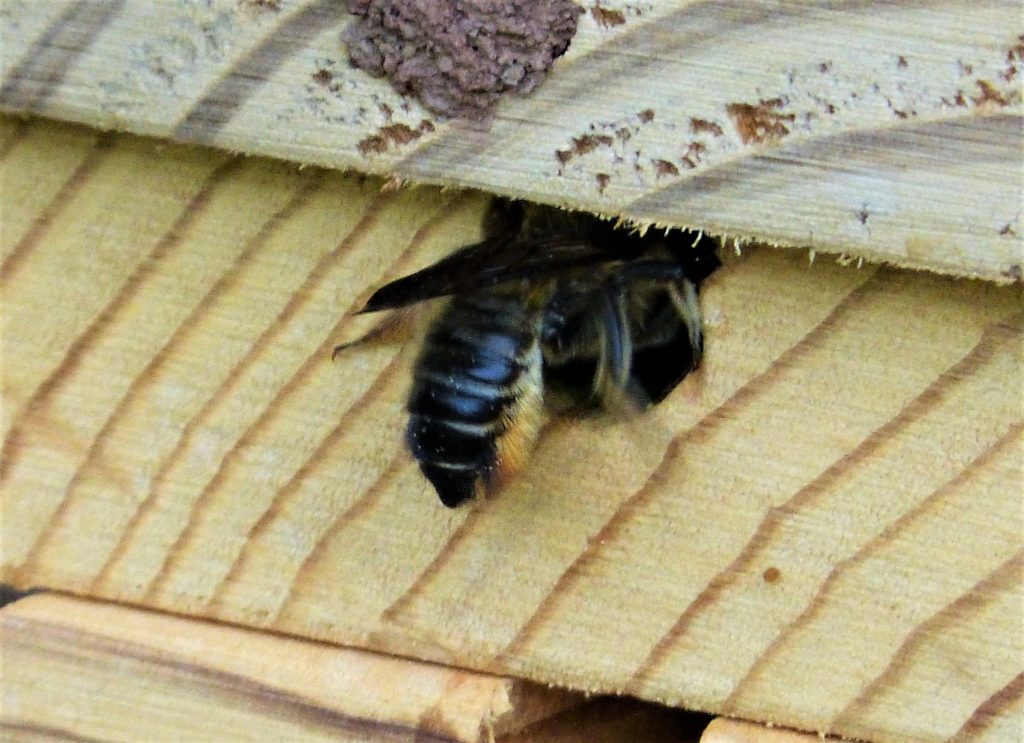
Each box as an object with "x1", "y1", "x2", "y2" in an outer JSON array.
[{"x1": 360, "y1": 235, "x2": 616, "y2": 313}]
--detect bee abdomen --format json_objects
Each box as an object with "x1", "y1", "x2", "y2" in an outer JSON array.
[{"x1": 406, "y1": 294, "x2": 543, "y2": 507}]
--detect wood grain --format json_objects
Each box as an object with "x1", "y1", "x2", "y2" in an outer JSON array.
[
  {"x1": 700, "y1": 718, "x2": 831, "y2": 743},
  {"x1": 1, "y1": 1, "x2": 1021, "y2": 281},
  {"x1": 4, "y1": 593, "x2": 696, "y2": 743},
  {"x1": 2, "y1": 119, "x2": 1023, "y2": 743}
]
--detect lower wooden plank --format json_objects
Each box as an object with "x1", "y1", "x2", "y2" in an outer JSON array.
[
  {"x1": 701, "y1": 718, "x2": 827, "y2": 743},
  {"x1": 702, "y1": 711, "x2": 1024, "y2": 743},
  {"x1": 1, "y1": 593, "x2": 614, "y2": 743},
  {"x1": 2, "y1": 118, "x2": 1022, "y2": 743}
]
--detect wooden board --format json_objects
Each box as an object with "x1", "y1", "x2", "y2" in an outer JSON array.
[
  {"x1": 1, "y1": 592, "x2": 701, "y2": 743},
  {"x1": 701, "y1": 718, "x2": 833, "y2": 743},
  {"x1": 1, "y1": 1, "x2": 1021, "y2": 282},
  {"x1": 2, "y1": 118, "x2": 1023, "y2": 743}
]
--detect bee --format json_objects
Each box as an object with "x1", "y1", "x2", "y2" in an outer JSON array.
[{"x1": 340, "y1": 200, "x2": 720, "y2": 507}]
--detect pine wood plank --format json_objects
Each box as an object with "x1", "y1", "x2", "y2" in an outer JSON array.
[
  {"x1": 700, "y1": 718, "x2": 826, "y2": 743},
  {"x1": 1, "y1": 1, "x2": 1021, "y2": 281},
  {"x1": 2, "y1": 593, "x2": 661, "y2": 743},
  {"x1": 2, "y1": 119, "x2": 1022, "y2": 743}
]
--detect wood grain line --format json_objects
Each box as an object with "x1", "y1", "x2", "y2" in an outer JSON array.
[
  {"x1": 627, "y1": 311, "x2": 1024, "y2": 694},
  {"x1": 0, "y1": 0, "x2": 126, "y2": 112},
  {"x1": 722, "y1": 418, "x2": 1024, "y2": 712},
  {"x1": 627, "y1": 114, "x2": 1023, "y2": 218},
  {"x1": 7, "y1": 618, "x2": 458, "y2": 743},
  {"x1": 495, "y1": 269, "x2": 883, "y2": 663},
  {"x1": 0, "y1": 155, "x2": 237, "y2": 497},
  {"x1": 91, "y1": 188, "x2": 392, "y2": 594},
  {"x1": 380, "y1": 501, "x2": 488, "y2": 629},
  {"x1": 830, "y1": 549, "x2": 1024, "y2": 729},
  {"x1": 172, "y1": 0, "x2": 342, "y2": 143},
  {"x1": 141, "y1": 191, "x2": 398, "y2": 603},
  {"x1": 379, "y1": 418, "x2": 566, "y2": 628},
  {"x1": 949, "y1": 672, "x2": 1024, "y2": 743},
  {"x1": 0, "y1": 130, "x2": 111, "y2": 282},
  {"x1": 0, "y1": 720, "x2": 104, "y2": 743},
  {"x1": 18, "y1": 171, "x2": 324, "y2": 587},
  {"x1": 0, "y1": 416, "x2": 131, "y2": 506},
  {"x1": 206, "y1": 195, "x2": 466, "y2": 611},
  {"x1": 273, "y1": 450, "x2": 408, "y2": 626},
  {"x1": 207, "y1": 350, "x2": 409, "y2": 615}
]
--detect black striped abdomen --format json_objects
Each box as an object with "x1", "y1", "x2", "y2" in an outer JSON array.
[{"x1": 407, "y1": 292, "x2": 543, "y2": 507}]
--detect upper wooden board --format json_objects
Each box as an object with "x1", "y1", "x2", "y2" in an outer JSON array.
[{"x1": 1, "y1": 0, "x2": 1022, "y2": 282}]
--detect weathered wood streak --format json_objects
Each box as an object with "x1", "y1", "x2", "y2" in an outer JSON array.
[
  {"x1": 216, "y1": 354, "x2": 410, "y2": 620},
  {"x1": 0, "y1": 118, "x2": 32, "y2": 161},
  {"x1": 1, "y1": 2, "x2": 1020, "y2": 280},
  {"x1": 0, "y1": 1, "x2": 124, "y2": 113},
  {"x1": 730, "y1": 433, "x2": 1023, "y2": 737},
  {"x1": 273, "y1": 450, "x2": 409, "y2": 628},
  {"x1": 86, "y1": 173, "x2": 326, "y2": 593},
  {"x1": 0, "y1": 135, "x2": 228, "y2": 427},
  {"x1": 3, "y1": 148, "x2": 236, "y2": 572},
  {"x1": 140, "y1": 191, "x2": 403, "y2": 606},
  {"x1": 171, "y1": 0, "x2": 342, "y2": 143},
  {"x1": 1, "y1": 721, "x2": 105, "y2": 743},
  {"x1": 6, "y1": 153, "x2": 243, "y2": 546},
  {"x1": 3, "y1": 120, "x2": 1021, "y2": 743}
]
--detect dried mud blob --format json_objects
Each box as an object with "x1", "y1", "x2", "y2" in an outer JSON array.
[{"x1": 345, "y1": 0, "x2": 583, "y2": 120}]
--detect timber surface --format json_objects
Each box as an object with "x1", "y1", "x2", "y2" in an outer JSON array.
[
  {"x1": 1, "y1": 593, "x2": 700, "y2": 743},
  {"x1": 701, "y1": 718, "x2": 834, "y2": 743},
  {"x1": 0, "y1": 1, "x2": 1022, "y2": 281},
  {"x1": 2, "y1": 119, "x2": 1023, "y2": 743}
]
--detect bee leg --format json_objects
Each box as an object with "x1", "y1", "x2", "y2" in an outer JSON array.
[
  {"x1": 605, "y1": 260, "x2": 703, "y2": 360},
  {"x1": 597, "y1": 259, "x2": 692, "y2": 379},
  {"x1": 593, "y1": 286, "x2": 647, "y2": 409},
  {"x1": 594, "y1": 288, "x2": 630, "y2": 392},
  {"x1": 666, "y1": 277, "x2": 703, "y2": 366},
  {"x1": 603, "y1": 261, "x2": 706, "y2": 406},
  {"x1": 331, "y1": 305, "x2": 422, "y2": 360}
]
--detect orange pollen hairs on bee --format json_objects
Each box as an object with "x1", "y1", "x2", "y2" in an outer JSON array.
[{"x1": 489, "y1": 340, "x2": 545, "y2": 489}]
